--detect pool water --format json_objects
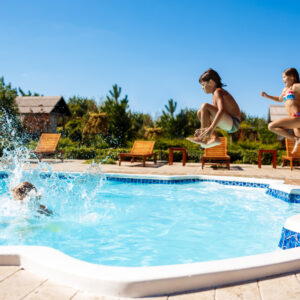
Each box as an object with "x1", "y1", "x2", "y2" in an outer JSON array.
[{"x1": 0, "y1": 174, "x2": 299, "y2": 267}]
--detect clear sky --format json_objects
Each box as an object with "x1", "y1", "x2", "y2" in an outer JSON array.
[{"x1": 1, "y1": 0, "x2": 299, "y2": 119}]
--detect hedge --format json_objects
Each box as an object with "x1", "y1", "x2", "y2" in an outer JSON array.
[{"x1": 59, "y1": 145, "x2": 286, "y2": 165}]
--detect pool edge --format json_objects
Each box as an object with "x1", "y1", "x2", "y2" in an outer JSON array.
[{"x1": 1, "y1": 246, "x2": 300, "y2": 297}]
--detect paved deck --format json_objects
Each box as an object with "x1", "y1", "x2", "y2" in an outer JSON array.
[
  {"x1": 1, "y1": 159, "x2": 300, "y2": 299},
  {"x1": 23, "y1": 159, "x2": 300, "y2": 184},
  {"x1": 1, "y1": 267, "x2": 300, "y2": 299}
]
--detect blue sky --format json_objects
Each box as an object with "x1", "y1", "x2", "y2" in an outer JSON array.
[{"x1": 1, "y1": 0, "x2": 299, "y2": 119}]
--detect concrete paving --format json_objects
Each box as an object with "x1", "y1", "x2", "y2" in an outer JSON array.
[
  {"x1": 1, "y1": 267, "x2": 300, "y2": 299},
  {"x1": 23, "y1": 159, "x2": 300, "y2": 184},
  {"x1": 1, "y1": 159, "x2": 300, "y2": 299}
]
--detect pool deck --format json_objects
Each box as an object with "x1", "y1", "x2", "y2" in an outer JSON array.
[
  {"x1": 2, "y1": 159, "x2": 300, "y2": 299},
  {"x1": 24, "y1": 159, "x2": 300, "y2": 185}
]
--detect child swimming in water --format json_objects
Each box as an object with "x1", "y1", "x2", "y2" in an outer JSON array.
[
  {"x1": 187, "y1": 69, "x2": 241, "y2": 148},
  {"x1": 11, "y1": 182, "x2": 52, "y2": 216},
  {"x1": 261, "y1": 67, "x2": 300, "y2": 153}
]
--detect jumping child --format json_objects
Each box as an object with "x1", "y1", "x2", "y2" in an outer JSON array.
[
  {"x1": 261, "y1": 67, "x2": 300, "y2": 153},
  {"x1": 187, "y1": 68, "x2": 241, "y2": 148}
]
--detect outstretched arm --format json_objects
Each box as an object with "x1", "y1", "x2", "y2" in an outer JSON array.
[{"x1": 261, "y1": 91, "x2": 283, "y2": 102}]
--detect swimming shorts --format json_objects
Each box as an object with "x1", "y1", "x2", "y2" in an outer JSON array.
[{"x1": 228, "y1": 116, "x2": 241, "y2": 133}]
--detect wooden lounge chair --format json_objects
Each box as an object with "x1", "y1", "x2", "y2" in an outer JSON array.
[
  {"x1": 282, "y1": 138, "x2": 300, "y2": 170},
  {"x1": 34, "y1": 133, "x2": 64, "y2": 162},
  {"x1": 201, "y1": 137, "x2": 230, "y2": 169},
  {"x1": 118, "y1": 141, "x2": 157, "y2": 167}
]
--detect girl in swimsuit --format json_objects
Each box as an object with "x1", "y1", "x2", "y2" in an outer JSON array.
[{"x1": 261, "y1": 67, "x2": 300, "y2": 153}]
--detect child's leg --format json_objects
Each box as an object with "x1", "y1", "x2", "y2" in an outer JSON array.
[
  {"x1": 200, "y1": 103, "x2": 233, "y2": 132},
  {"x1": 293, "y1": 128, "x2": 300, "y2": 137},
  {"x1": 200, "y1": 103, "x2": 213, "y2": 128},
  {"x1": 195, "y1": 104, "x2": 212, "y2": 138},
  {"x1": 197, "y1": 104, "x2": 233, "y2": 143},
  {"x1": 190, "y1": 104, "x2": 234, "y2": 146},
  {"x1": 195, "y1": 103, "x2": 232, "y2": 140},
  {"x1": 268, "y1": 118, "x2": 300, "y2": 140},
  {"x1": 269, "y1": 117, "x2": 300, "y2": 153}
]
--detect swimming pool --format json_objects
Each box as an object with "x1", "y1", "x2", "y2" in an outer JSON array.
[
  {"x1": 1, "y1": 173, "x2": 300, "y2": 297},
  {"x1": 0, "y1": 172, "x2": 299, "y2": 267}
]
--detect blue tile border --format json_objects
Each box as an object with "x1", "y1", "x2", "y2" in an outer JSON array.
[
  {"x1": 278, "y1": 227, "x2": 300, "y2": 249},
  {"x1": 39, "y1": 173, "x2": 75, "y2": 180},
  {"x1": 105, "y1": 176, "x2": 269, "y2": 188},
  {"x1": 266, "y1": 188, "x2": 300, "y2": 203}
]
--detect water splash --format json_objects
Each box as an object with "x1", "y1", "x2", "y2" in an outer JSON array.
[
  {"x1": 0, "y1": 112, "x2": 34, "y2": 191},
  {"x1": 0, "y1": 112, "x2": 106, "y2": 222}
]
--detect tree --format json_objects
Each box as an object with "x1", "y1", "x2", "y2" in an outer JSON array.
[
  {"x1": 18, "y1": 88, "x2": 40, "y2": 97},
  {"x1": 156, "y1": 99, "x2": 177, "y2": 137},
  {"x1": 0, "y1": 77, "x2": 24, "y2": 142},
  {"x1": 68, "y1": 96, "x2": 98, "y2": 119},
  {"x1": 163, "y1": 99, "x2": 177, "y2": 118},
  {"x1": 100, "y1": 84, "x2": 132, "y2": 147},
  {"x1": 0, "y1": 77, "x2": 18, "y2": 116},
  {"x1": 157, "y1": 99, "x2": 199, "y2": 138},
  {"x1": 83, "y1": 113, "x2": 108, "y2": 136},
  {"x1": 131, "y1": 112, "x2": 154, "y2": 138},
  {"x1": 174, "y1": 108, "x2": 199, "y2": 137},
  {"x1": 65, "y1": 118, "x2": 84, "y2": 142}
]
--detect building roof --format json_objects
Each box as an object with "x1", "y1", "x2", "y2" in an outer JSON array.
[
  {"x1": 268, "y1": 105, "x2": 288, "y2": 122},
  {"x1": 15, "y1": 96, "x2": 71, "y2": 116}
]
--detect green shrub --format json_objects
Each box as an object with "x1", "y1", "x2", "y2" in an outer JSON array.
[
  {"x1": 26, "y1": 139, "x2": 37, "y2": 150},
  {"x1": 64, "y1": 146, "x2": 96, "y2": 159}
]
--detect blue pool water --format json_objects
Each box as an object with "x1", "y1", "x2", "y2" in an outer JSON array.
[{"x1": 0, "y1": 173, "x2": 299, "y2": 267}]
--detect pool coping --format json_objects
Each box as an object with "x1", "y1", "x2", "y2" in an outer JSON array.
[{"x1": 1, "y1": 173, "x2": 300, "y2": 297}]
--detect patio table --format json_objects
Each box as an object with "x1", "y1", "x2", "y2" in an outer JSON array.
[
  {"x1": 169, "y1": 147, "x2": 186, "y2": 166},
  {"x1": 258, "y1": 149, "x2": 277, "y2": 169}
]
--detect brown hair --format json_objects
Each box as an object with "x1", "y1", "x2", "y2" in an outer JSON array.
[
  {"x1": 11, "y1": 182, "x2": 37, "y2": 201},
  {"x1": 284, "y1": 67, "x2": 300, "y2": 83},
  {"x1": 199, "y1": 68, "x2": 225, "y2": 88}
]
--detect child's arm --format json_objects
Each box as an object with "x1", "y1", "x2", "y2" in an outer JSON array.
[
  {"x1": 38, "y1": 204, "x2": 53, "y2": 216},
  {"x1": 261, "y1": 91, "x2": 283, "y2": 102},
  {"x1": 292, "y1": 83, "x2": 300, "y2": 94}
]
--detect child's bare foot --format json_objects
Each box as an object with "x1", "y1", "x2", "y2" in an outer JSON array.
[
  {"x1": 195, "y1": 128, "x2": 207, "y2": 137},
  {"x1": 292, "y1": 138, "x2": 300, "y2": 154},
  {"x1": 194, "y1": 129, "x2": 208, "y2": 142}
]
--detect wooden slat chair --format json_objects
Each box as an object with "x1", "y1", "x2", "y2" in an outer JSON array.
[
  {"x1": 282, "y1": 138, "x2": 300, "y2": 170},
  {"x1": 118, "y1": 141, "x2": 157, "y2": 167},
  {"x1": 34, "y1": 133, "x2": 64, "y2": 162},
  {"x1": 201, "y1": 137, "x2": 230, "y2": 169}
]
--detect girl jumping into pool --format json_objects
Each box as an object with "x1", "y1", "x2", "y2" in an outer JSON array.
[
  {"x1": 187, "y1": 68, "x2": 241, "y2": 148},
  {"x1": 261, "y1": 67, "x2": 300, "y2": 153}
]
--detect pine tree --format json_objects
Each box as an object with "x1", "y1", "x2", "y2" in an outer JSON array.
[{"x1": 100, "y1": 84, "x2": 132, "y2": 147}]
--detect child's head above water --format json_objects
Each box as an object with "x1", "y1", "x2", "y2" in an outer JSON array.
[
  {"x1": 11, "y1": 181, "x2": 38, "y2": 201},
  {"x1": 11, "y1": 182, "x2": 52, "y2": 216},
  {"x1": 199, "y1": 68, "x2": 225, "y2": 89}
]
